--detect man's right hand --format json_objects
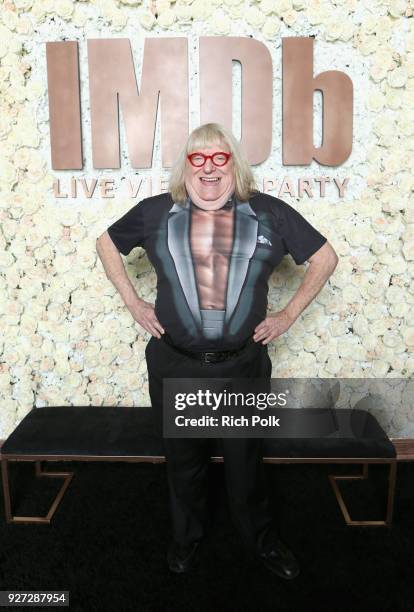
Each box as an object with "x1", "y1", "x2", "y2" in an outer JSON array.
[{"x1": 130, "y1": 299, "x2": 165, "y2": 339}]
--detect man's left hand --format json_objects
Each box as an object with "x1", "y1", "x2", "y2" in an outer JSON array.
[{"x1": 253, "y1": 310, "x2": 295, "y2": 345}]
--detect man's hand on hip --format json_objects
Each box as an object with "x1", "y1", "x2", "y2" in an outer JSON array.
[
  {"x1": 130, "y1": 299, "x2": 165, "y2": 339},
  {"x1": 253, "y1": 310, "x2": 294, "y2": 345}
]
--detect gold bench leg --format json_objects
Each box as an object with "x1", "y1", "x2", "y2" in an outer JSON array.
[
  {"x1": 2, "y1": 459, "x2": 74, "y2": 525},
  {"x1": 329, "y1": 461, "x2": 397, "y2": 527}
]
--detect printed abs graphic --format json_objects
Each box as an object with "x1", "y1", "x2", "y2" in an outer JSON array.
[
  {"x1": 190, "y1": 203, "x2": 233, "y2": 339},
  {"x1": 167, "y1": 198, "x2": 259, "y2": 340}
]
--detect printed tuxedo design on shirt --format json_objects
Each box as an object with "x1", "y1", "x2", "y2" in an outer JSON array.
[
  {"x1": 167, "y1": 196, "x2": 262, "y2": 341},
  {"x1": 106, "y1": 191, "x2": 327, "y2": 351}
]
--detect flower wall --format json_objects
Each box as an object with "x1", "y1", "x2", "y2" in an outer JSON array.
[{"x1": 0, "y1": 0, "x2": 413, "y2": 438}]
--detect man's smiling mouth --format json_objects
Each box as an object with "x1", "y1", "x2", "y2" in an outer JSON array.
[{"x1": 200, "y1": 177, "x2": 221, "y2": 183}]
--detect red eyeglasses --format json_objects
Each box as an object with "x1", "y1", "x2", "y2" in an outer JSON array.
[{"x1": 187, "y1": 152, "x2": 232, "y2": 167}]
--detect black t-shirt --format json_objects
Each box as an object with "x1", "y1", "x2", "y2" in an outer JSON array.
[{"x1": 106, "y1": 191, "x2": 327, "y2": 351}]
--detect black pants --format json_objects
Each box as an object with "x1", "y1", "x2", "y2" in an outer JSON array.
[{"x1": 145, "y1": 336, "x2": 275, "y2": 553}]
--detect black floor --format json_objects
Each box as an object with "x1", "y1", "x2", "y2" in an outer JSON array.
[{"x1": 0, "y1": 460, "x2": 413, "y2": 612}]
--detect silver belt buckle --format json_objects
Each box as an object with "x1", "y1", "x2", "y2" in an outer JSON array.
[{"x1": 202, "y1": 352, "x2": 217, "y2": 364}]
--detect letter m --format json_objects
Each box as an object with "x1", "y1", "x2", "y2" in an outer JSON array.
[{"x1": 88, "y1": 38, "x2": 188, "y2": 168}]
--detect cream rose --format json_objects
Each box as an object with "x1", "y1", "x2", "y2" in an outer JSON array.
[
  {"x1": 245, "y1": 6, "x2": 266, "y2": 27},
  {"x1": 262, "y1": 16, "x2": 281, "y2": 38},
  {"x1": 260, "y1": 0, "x2": 277, "y2": 15},
  {"x1": 158, "y1": 8, "x2": 176, "y2": 28},
  {"x1": 139, "y1": 10, "x2": 156, "y2": 30},
  {"x1": 388, "y1": 66, "x2": 408, "y2": 88}
]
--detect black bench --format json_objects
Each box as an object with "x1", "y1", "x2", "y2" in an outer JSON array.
[{"x1": 1, "y1": 406, "x2": 397, "y2": 527}]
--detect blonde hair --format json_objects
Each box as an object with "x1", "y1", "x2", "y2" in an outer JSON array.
[{"x1": 168, "y1": 123, "x2": 258, "y2": 204}]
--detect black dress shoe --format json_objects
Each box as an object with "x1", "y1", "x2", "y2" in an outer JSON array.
[
  {"x1": 167, "y1": 541, "x2": 200, "y2": 574},
  {"x1": 258, "y1": 539, "x2": 300, "y2": 580}
]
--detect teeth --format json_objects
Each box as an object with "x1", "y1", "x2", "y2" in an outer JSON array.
[{"x1": 200, "y1": 177, "x2": 220, "y2": 182}]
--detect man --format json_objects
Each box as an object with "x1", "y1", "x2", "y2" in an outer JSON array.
[{"x1": 96, "y1": 123, "x2": 338, "y2": 580}]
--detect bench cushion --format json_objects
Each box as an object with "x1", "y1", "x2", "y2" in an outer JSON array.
[{"x1": 0, "y1": 406, "x2": 395, "y2": 459}]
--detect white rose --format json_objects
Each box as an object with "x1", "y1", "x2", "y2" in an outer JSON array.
[
  {"x1": 176, "y1": 4, "x2": 192, "y2": 22},
  {"x1": 72, "y1": 6, "x2": 90, "y2": 27},
  {"x1": 275, "y1": 0, "x2": 292, "y2": 15},
  {"x1": 388, "y1": 66, "x2": 408, "y2": 88},
  {"x1": 63, "y1": 372, "x2": 84, "y2": 389},
  {"x1": 15, "y1": 0, "x2": 33, "y2": 8},
  {"x1": 117, "y1": 345, "x2": 133, "y2": 361},
  {"x1": 402, "y1": 234, "x2": 414, "y2": 259},
  {"x1": 42, "y1": 0, "x2": 55, "y2": 12},
  {"x1": 0, "y1": 159, "x2": 17, "y2": 186},
  {"x1": 385, "y1": 89, "x2": 402, "y2": 109},
  {"x1": 13, "y1": 121, "x2": 40, "y2": 147},
  {"x1": 281, "y1": 8, "x2": 297, "y2": 26},
  {"x1": 112, "y1": 9, "x2": 129, "y2": 29},
  {"x1": 118, "y1": 327, "x2": 137, "y2": 343},
  {"x1": 76, "y1": 247, "x2": 96, "y2": 269},
  {"x1": 386, "y1": 285, "x2": 407, "y2": 304},
  {"x1": 326, "y1": 356, "x2": 342, "y2": 374},
  {"x1": 372, "y1": 115, "x2": 395, "y2": 138},
  {"x1": 370, "y1": 63, "x2": 389, "y2": 82},
  {"x1": 209, "y1": 13, "x2": 231, "y2": 34},
  {"x1": 2, "y1": 10, "x2": 19, "y2": 31},
  {"x1": 370, "y1": 238, "x2": 386, "y2": 254},
  {"x1": 382, "y1": 331, "x2": 402, "y2": 349},
  {"x1": 303, "y1": 335, "x2": 320, "y2": 352},
  {"x1": 402, "y1": 327, "x2": 414, "y2": 348},
  {"x1": 397, "y1": 109, "x2": 414, "y2": 135},
  {"x1": 364, "y1": 302, "x2": 386, "y2": 321},
  {"x1": 26, "y1": 159, "x2": 47, "y2": 183},
  {"x1": 361, "y1": 15, "x2": 377, "y2": 35},
  {"x1": 366, "y1": 90, "x2": 384, "y2": 112},
  {"x1": 245, "y1": 6, "x2": 266, "y2": 27},
  {"x1": 262, "y1": 16, "x2": 281, "y2": 38},
  {"x1": 139, "y1": 10, "x2": 156, "y2": 30},
  {"x1": 39, "y1": 357, "x2": 56, "y2": 372},
  {"x1": 362, "y1": 333, "x2": 381, "y2": 351},
  {"x1": 30, "y1": 2, "x2": 47, "y2": 21},
  {"x1": 68, "y1": 393, "x2": 91, "y2": 405},
  {"x1": 307, "y1": 6, "x2": 323, "y2": 24},
  {"x1": 155, "y1": 0, "x2": 170, "y2": 11},
  {"x1": 53, "y1": 254, "x2": 74, "y2": 273},
  {"x1": 358, "y1": 35, "x2": 377, "y2": 56},
  {"x1": 375, "y1": 16, "x2": 393, "y2": 41},
  {"x1": 158, "y1": 8, "x2": 176, "y2": 27},
  {"x1": 98, "y1": 350, "x2": 115, "y2": 366},
  {"x1": 191, "y1": 0, "x2": 211, "y2": 19},
  {"x1": 55, "y1": 0, "x2": 74, "y2": 19},
  {"x1": 387, "y1": 0, "x2": 406, "y2": 17},
  {"x1": 324, "y1": 19, "x2": 343, "y2": 41},
  {"x1": 339, "y1": 20, "x2": 354, "y2": 41},
  {"x1": 56, "y1": 208, "x2": 78, "y2": 227},
  {"x1": 103, "y1": 319, "x2": 122, "y2": 335},
  {"x1": 14, "y1": 147, "x2": 32, "y2": 169},
  {"x1": 260, "y1": 0, "x2": 277, "y2": 15},
  {"x1": 89, "y1": 368, "x2": 109, "y2": 383},
  {"x1": 371, "y1": 319, "x2": 390, "y2": 337},
  {"x1": 329, "y1": 321, "x2": 346, "y2": 336},
  {"x1": 0, "y1": 246, "x2": 16, "y2": 268},
  {"x1": 3, "y1": 348, "x2": 20, "y2": 364},
  {"x1": 227, "y1": 4, "x2": 245, "y2": 19},
  {"x1": 371, "y1": 360, "x2": 389, "y2": 377},
  {"x1": 390, "y1": 302, "x2": 410, "y2": 318}
]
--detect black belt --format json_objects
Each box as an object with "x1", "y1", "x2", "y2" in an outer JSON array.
[{"x1": 161, "y1": 333, "x2": 255, "y2": 364}]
